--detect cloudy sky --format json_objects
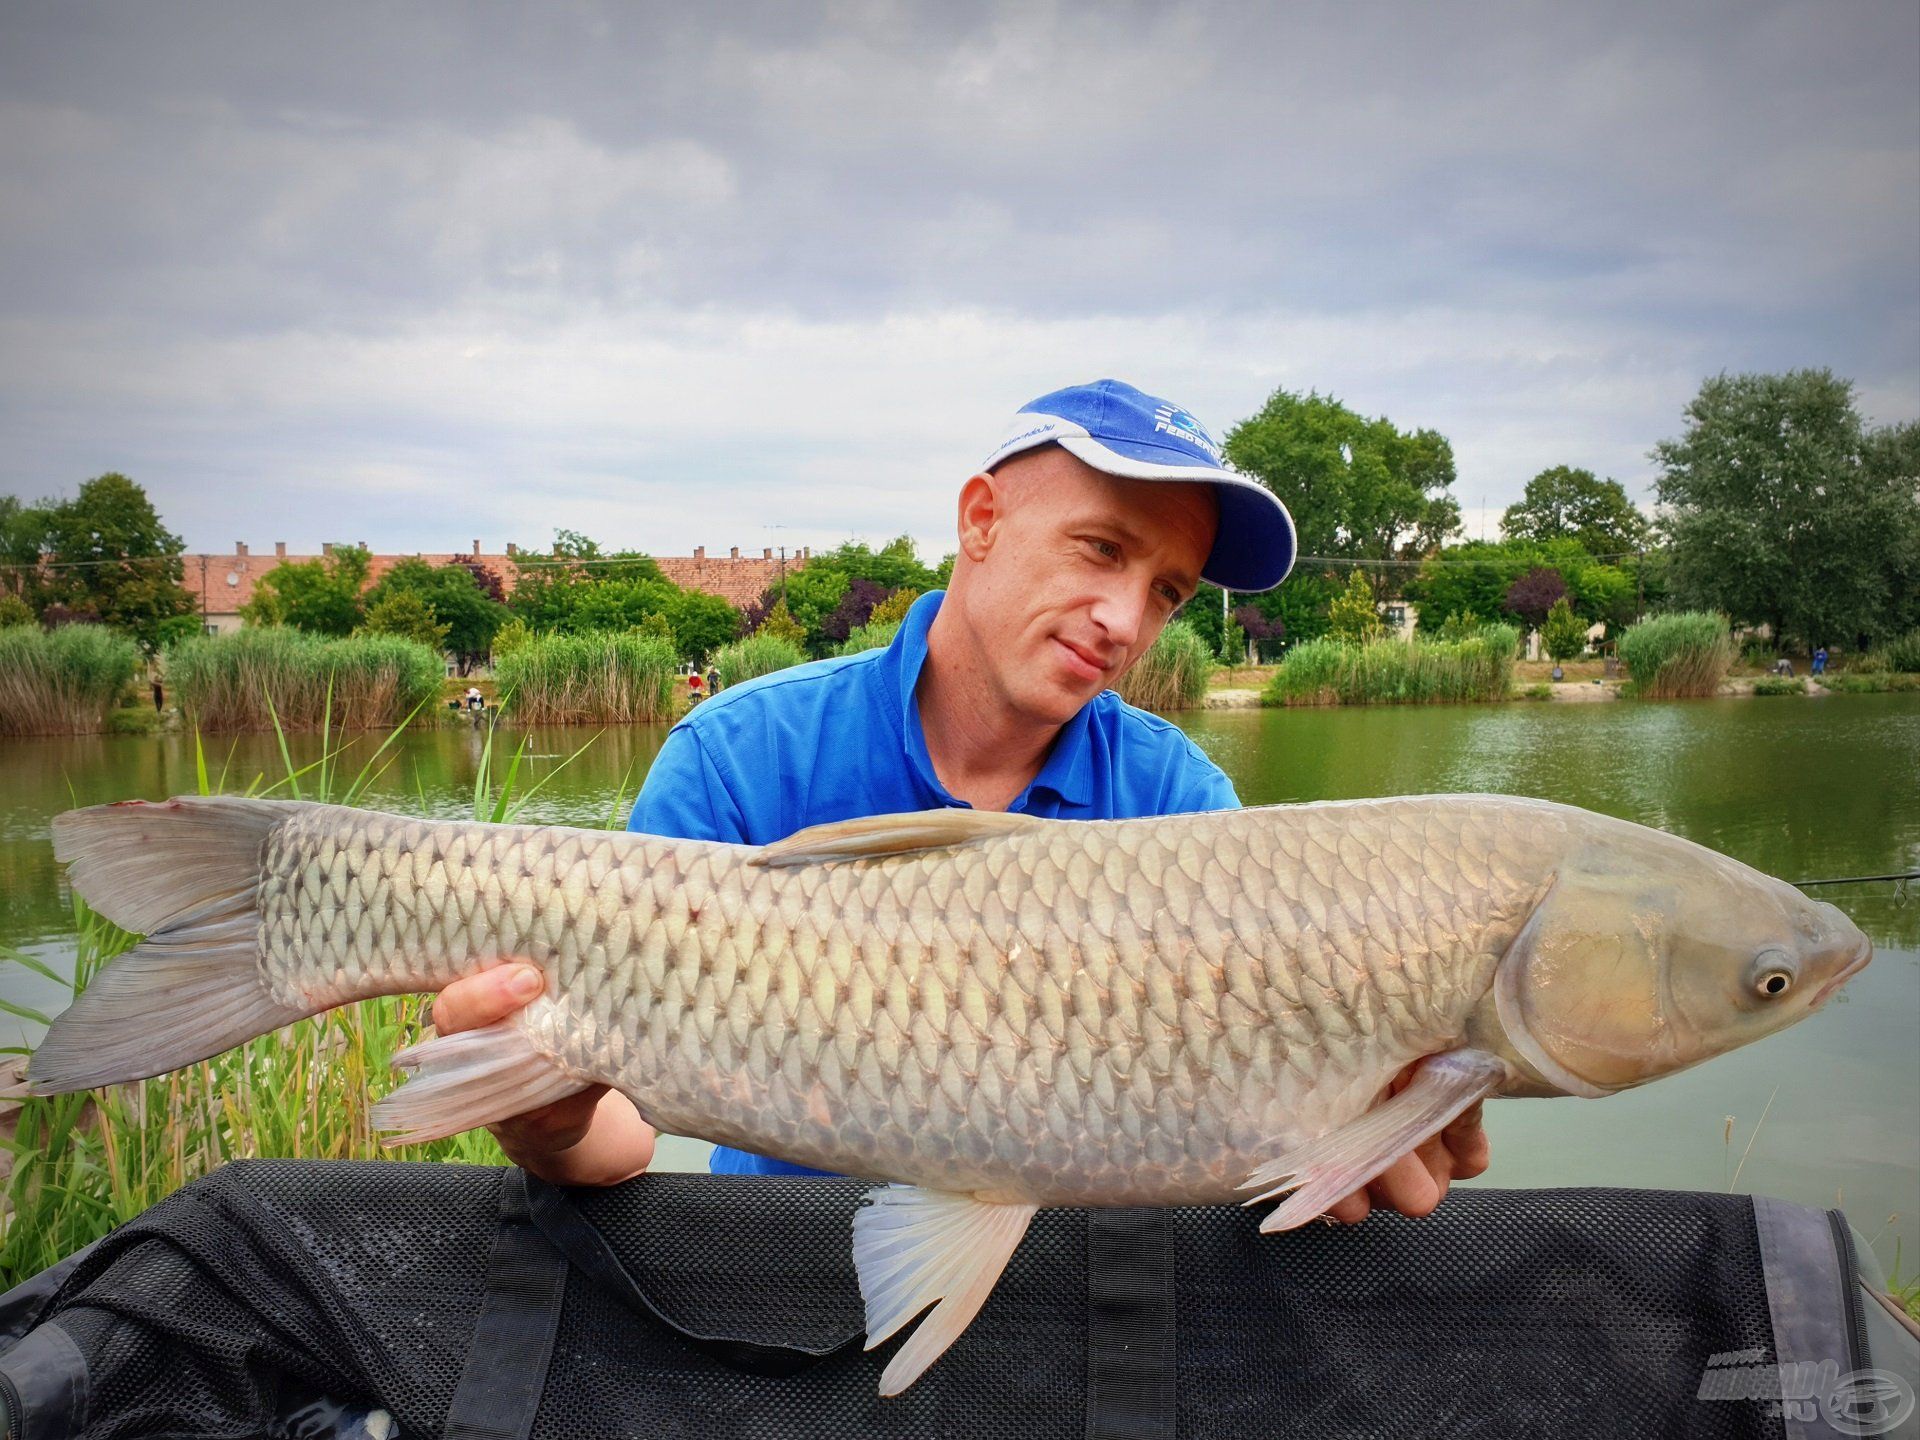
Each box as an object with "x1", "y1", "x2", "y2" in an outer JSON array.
[{"x1": 1, "y1": 0, "x2": 1915, "y2": 562}]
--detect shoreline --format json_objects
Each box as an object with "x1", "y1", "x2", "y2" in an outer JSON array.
[{"x1": 1203, "y1": 673, "x2": 1886, "y2": 710}]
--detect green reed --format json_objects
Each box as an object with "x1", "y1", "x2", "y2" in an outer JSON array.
[
  {"x1": 1265, "y1": 625, "x2": 1519, "y2": 707},
  {"x1": 712, "y1": 632, "x2": 806, "y2": 688},
  {"x1": 1116, "y1": 619, "x2": 1213, "y2": 712},
  {"x1": 0, "y1": 623, "x2": 139, "y2": 737},
  {"x1": 167, "y1": 627, "x2": 444, "y2": 731},
  {"x1": 1616, "y1": 612, "x2": 1735, "y2": 699},
  {"x1": 492, "y1": 631, "x2": 678, "y2": 725}
]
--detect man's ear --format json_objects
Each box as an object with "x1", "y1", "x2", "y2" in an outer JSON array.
[{"x1": 955, "y1": 472, "x2": 1002, "y2": 562}]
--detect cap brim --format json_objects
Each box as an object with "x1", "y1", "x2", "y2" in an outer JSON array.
[{"x1": 1053, "y1": 434, "x2": 1297, "y2": 592}]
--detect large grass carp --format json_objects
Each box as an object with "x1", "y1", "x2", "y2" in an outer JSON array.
[{"x1": 29, "y1": 793, "x2": 1869, "y2": 1392}]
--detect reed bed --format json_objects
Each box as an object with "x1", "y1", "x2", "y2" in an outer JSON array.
[
  {"x1": 493, "y1": 631, "x2": 677, "y2": 724},
  {"x1": 0, "y1": 717, "x2": 626, "y2": 1284},
  {"x1": 1881, "y1": 628, "x2": 1920, "y2": 674},
  {"x1": 1265, "y1": 626, "x2": 1518, "y2": 707},
  {"x1": 0, "y1": 623, "x2": 138, "y2": 736},
  {"x1": 1617, "y1": 612, "x2": 1734, "y2": 699},
  {"x1": 833, "y1": 620, "x2": 901, "y2": 656},
  {"x1": 712, "y1": 632, "x2": 807, "y2": 688},
  {"x1": 167, "y1": 628, "x2": 444, "y2": 730},
  {"x1": 1116, "y1": 620, "x2": 1213, "y2": 712}
]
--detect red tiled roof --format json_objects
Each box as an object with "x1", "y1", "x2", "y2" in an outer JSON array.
[{"x1": 181, "y1": 547, "x2": 804, "y2": 616}]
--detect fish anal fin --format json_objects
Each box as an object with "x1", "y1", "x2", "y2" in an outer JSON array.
[
  {"x1": 851, "y1": 1185, "x2": 1038, "y2": 1395},
  {"x1": 1239, "y1": 1048, "x2": 1507, "y2": 1233},
  {"x1": 754, "y1": 809, "x2": 1041, "y2": 868},
  {"x1": 372, "y1": 1020, "x2": 588, "y2": 1145}
]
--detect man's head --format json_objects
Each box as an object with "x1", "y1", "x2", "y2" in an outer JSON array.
[
  {"x1": 936, "y1": 380, "x2": 1296, "y2": 727},
  {"x1": 943, "y1": 446, "x2": 1216, "y2": 724}
]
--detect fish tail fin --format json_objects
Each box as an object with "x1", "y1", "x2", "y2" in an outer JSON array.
[{"x1": 28, "y1": 796, "x2": 314, "y2": 1094}]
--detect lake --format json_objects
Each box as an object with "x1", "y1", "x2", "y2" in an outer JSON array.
[{"x1": 3, "y1": 695, "x2": 1916, "y2": 1268}]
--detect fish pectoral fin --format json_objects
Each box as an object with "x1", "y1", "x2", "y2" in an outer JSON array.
[
  {"x1": 754, "y1": 808, "x2": 1041, "y2": 868},
  {"x1": 1238, "y1": 1048, "x2": 1507, "y2": 1233},
  {"x1": 852, "y1": 1185, "x2": 1039, "y2": 1396},
  {"x1": 371, "y1": 1019, "x2": 587, "y2": 1146}
]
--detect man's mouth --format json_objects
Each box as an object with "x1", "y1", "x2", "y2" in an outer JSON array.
[{"x1": 1053, "y1": 637, "x2": 1109, "y2": 684}]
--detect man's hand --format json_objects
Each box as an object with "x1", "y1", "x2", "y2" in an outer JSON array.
[
  {"x1": 1323, "y1": 1064, "x2": 1491, "y2": 1223},
  {"x1": 429, "y1": 964, "x2": 657, "y2": 1186}
]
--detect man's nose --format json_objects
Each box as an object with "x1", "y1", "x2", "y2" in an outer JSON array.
[{"x1": 1088, "y1": 580, "x2": 1150, "y2": 651}]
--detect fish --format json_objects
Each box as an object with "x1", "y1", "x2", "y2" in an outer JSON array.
[{"x1": 28, "y1": 793, "x2": 1870, "y2": 1393}]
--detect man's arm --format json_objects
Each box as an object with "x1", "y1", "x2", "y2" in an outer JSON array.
[{"x1": 427, "y1": 726, "x2": 731, "y2": 1184}]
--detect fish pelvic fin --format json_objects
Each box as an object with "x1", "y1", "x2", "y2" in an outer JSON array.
[
  {"x1": 29, "y1": 796, "x2": 313, "y2": 1094},
  {"x1": 753, "y1": 808, "x2": 1041, "y2": 868},
  {"x1": 373, "y1": 1020, "x2": 588, "y2": 1145},
  {"x1": 1239, "y1": 1048, "x2": 1507, "y2": 1232},
  {"x1": 852, "y1": 1185, "x2": 1039, "y2": 1396}
]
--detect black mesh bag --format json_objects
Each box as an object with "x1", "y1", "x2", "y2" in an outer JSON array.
[{"x1": 1, "y1": 1160, "x2": 1907, "y2": 1439}]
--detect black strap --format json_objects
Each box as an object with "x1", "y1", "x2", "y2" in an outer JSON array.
[
  {"x1": 1085, "y1": 1208, "x2": 1177, "y2": 1440},
  {"x1": 442, "y1": 1169, "x2": 570, "y2": 1440}
]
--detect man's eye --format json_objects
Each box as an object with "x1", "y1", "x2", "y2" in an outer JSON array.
[{"x1": 1088, "y1": 539, "x2": 1120, "y2": 560}]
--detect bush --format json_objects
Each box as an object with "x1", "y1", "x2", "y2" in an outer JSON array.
[
  {"x1": 1541, "y1": 598, "x2": 1588, "y2": 663},
  {"x1": 1824, "y1": 672, "x2": 1920, "y2": 695},
  {"x1": 712, "y1": 632, "x2": 807, "y2": 689},
  {"x1": 1882, "y1": 629, "x2": 1920, "y2": 674},
  {"x1": 106, "y1": 704, "x2": 163, "y2": 734},
  {"x1": 0, "y1": 623, "x2": 140, "y2": 735},
  {"x1": 1740, "y1": 637, "x2": 1780, "y2": 669},
  {"x1": 1265, "y1": 626, "x2": 1519, "y2": 707},
  {"x1": 490, "y1": 616, "x2": 533, "y2": 659},
  {"x1": 1616, "y1": 612, "x2": 1735, "y2": 699},
  {"x1": 1751, "y1": 676, "x2": 1805, "y2": 697},
  {"x1": 1116, "y1": 620, "x2": 1213, "y2": 712},
  {"x1": 167, "y1": 628, "x2": 445, "y2": 730},
  {"x1": 1519, "y1": 682, "x2": 1554, "y2": 701},
  {"x1": 493, "y1": 631, "x2": 678, "y2": 724},
  {"x1": 834, "y1": 620, "x2": 901, "y2": 656},
  {"x1": 1326, "y1": 571, "x2": 1384, "y2": 644}
]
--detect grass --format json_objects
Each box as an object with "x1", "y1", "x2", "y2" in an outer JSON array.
[
  {"x1": 167, "y1": 627, "x2": 444, "y2": 731},
  {"x1": 1750, "y1": 676, "x2": 1806, "y2": 697},
  {"x1": 712, "y1": 631, "x2": 807, "y2": 688},
  {"x1": 1518, "y1": 682, "x2": 1554, "y2": 701},
  {"x1": 1823, "y1": 671, "x2": 1920, "y2": 695},
  {"x1": 1265, "y1": 625, "x2": 1519, "y2": 707},
  {"x1": 0, "y1": 711, "x2": 628, "y2": 1285},
  {"x1": 1878, "y1": 628, "x2": 1920, "y2": 674},
  {"x1": 492, "y1": 631, "x2": 678, "y2": 724},
  {"x1": 1117, "y1": 620, "x2": 1213, "y2": 712},
  {"x1": 0, "y1": 623, "x2": 139, "y2": 737},
  {"x1": 1617, "y1": 612, "x2": 1735, "y2": 699}
]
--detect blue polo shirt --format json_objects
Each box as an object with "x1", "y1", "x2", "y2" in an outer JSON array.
[{"x1": 629, "y1": 589, "x2": 1238, "y2": 1173}]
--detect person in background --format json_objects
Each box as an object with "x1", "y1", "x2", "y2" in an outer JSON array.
[
  {"x1": 1812, "y1": 646, "x2": 1827, "y2": 676},
  {"x1": 687, "y1": 670, "x2": 704, "y2": 703},
  {"x1": 465, "y1": 685, "x2": 484, "y2": 712},
  {"x1": 705, "y1": 666, "x2": 720, "y2": 695}
]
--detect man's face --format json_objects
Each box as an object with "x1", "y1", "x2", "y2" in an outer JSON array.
[{"x1": 952, "y1": 446, "x2": 1216, "y2": 726}]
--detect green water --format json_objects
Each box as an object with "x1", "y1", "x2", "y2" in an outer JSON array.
[{"x1": 3, "y1": 698, "x2": 1916, "y2": 1265}]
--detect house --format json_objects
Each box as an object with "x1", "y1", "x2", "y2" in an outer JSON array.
[{"x1": 179, "y1": 541, "x2": 809, "y2": 636}]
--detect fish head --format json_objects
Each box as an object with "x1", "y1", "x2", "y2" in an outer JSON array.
[{"x1": 1491, "y1": 822, "x2": 1871, "y2": 1097}]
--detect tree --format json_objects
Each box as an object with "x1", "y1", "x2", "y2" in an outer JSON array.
[
  {"x1": 1541, "y1": 599, "x2": 1588, "y2": 662},
  {"x1": 662, "y1": 589, "x2": 742, "y2": 663},
  {"x1": 1225, "y1": 390, "x2": 1462, "y2": 570},
  {"x1": 1504, "y1": 567, "x2": 1568, "y2": 629},
  {"x1": 1654, "y1": 370, "x2": 1920, "y2": 650},
  {"x1": 753, "y1": 597, "x2": 806, "y2": 648},
  {"x1": 780, "y1": 566, "x2": 851, "y2": 651},
  {"x1": 243, "y1": 545, "x2": 370, "y2": 635},
  {"x1": 820, "y1": 578, "x2": 890, "y2": 645},
  {"x1": 33, "y1": 474, "x2": 196, "y2": 653},
  {"x1": 0, "y1": 593, "x2": 33, "y2": 627},
  {"x1": 1410, "y1": 538, "x2": 1636, "y2": 636},
  {"x1": 360, "y1": 591, "x2": 450, "y2": 650},
  {"x1": 1501, "y1": 466, "x2": 1652, "y2": 556},
  {"x1": 362, "y1": 557, "x2": 508, "y2": 672},
  {"x1": 812, "y1": 536, "x2": 940, "y2": 594},
  {"x1": 1326, "y1": 571, "x2": 1384, "y2": 644}
]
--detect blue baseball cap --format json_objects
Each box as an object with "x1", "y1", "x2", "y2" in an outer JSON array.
[{"x1": 983, "y1": 379, "x2": 1297, "y2": 591}]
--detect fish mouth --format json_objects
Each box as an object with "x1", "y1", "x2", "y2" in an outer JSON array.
[{"x1": 1810, "y1": 941, "x2": 1872, "y2": 1009}]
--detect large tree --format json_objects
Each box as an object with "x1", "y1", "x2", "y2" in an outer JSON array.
[
  {"x1": 363, "y1": 556, "x2": 508, "y2": 672},
  {"x1": 34, "y1": 474, "x2": 197, "y2": 653},
  {"x1": 1224, "y1": 390, "x2": 1462, "y2": 573},
  {"x1": 1501, "y1": 466, "x2": 1652, "y2": 557},
  {"x1": 243, "y1": 545, "x2": 371, "y2": 636},
  {"x1": 1653, "y1": 370, "x2": 1920, "y2": 650}
]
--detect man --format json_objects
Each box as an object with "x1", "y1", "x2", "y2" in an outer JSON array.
[{"x1": 430, "y1": 379, "x2": 1489, "y2": 1222}]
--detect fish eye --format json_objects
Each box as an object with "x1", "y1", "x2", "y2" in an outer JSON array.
[{"x1": 1750, "y1": 952, "x2": 1797, "y2": 999}]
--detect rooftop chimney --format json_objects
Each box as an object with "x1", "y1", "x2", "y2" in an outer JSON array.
[
  {"x1": 235, "y1": 542, "x2": 248, "y2": 557},
  {"x1": 729, "y1": 546, "x2": 739, "y2": 559},
  {"x1": 694, "y1": 546, "x2": 705, "y2": 561},
  {"x1": 274, "y1": 541, "x2": 286, "y2": 558},
  {"x1": 506, "y1": 542, "x2": 519, "y2": 557},
  {"x1": 472, "y1": 540, "x2": 481, "y2": 557},
  {"x1": 322, "y1": 542, "x2": 334, "y2": 557},
  {"x1": 762, "y1": 547, "x2": 772, "y2": 559}
]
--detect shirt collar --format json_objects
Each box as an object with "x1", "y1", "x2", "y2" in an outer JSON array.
[{"x1": 888, "y1": 590, "x2": 1094, "y2": 810}]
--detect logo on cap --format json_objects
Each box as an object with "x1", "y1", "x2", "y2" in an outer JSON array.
[{"x1": 1152, "y1": 404, "x2": 1223, "y2": 462}]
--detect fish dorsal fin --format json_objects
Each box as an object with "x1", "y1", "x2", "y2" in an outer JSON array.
[{"x1": 752, "y1": 808, "x2": 1040, "y2": 868}]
